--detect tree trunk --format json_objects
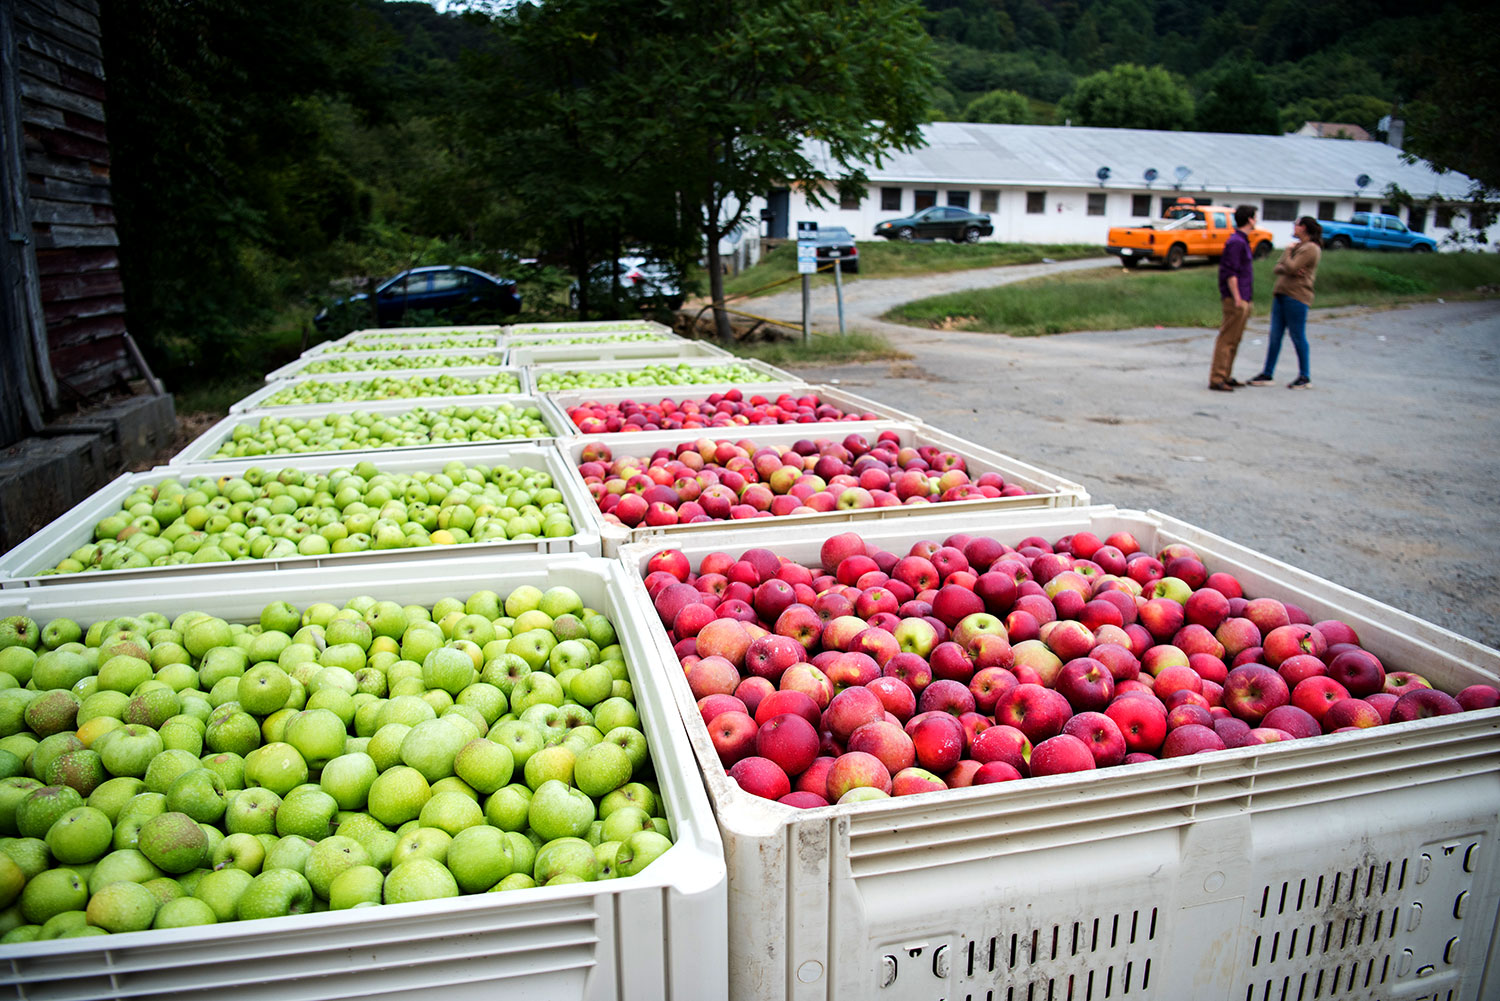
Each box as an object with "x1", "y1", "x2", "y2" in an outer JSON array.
[{"x1": 705, "y1": 232, "x2": 733, "y2": 344}]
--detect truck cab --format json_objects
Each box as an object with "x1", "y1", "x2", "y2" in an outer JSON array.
[
  {"x1": 1320, "y1": 212, "x2": 1437, "y2": 252},
  {"x1": 1108, "y1": 199, "x2": 1274, "y2": 269}
]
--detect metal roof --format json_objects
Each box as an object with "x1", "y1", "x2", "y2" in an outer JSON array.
[{"x1": 831, "y1": 122, "x2": 1477, "y2": 201}]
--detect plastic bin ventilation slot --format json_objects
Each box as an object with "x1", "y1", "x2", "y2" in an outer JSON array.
[
  {"x1": 561, "y1": 421, "x2": 1090, "y2": 556},
  {"x1": 0, "y1": 442, "x2": 600, "y2": 587},
  {"x1": 617, "y1": 506, "x2": 1500, "y2": 1001},
  {"x1": 0, "y1": 555, "x2": 726, "y2": 1001}
]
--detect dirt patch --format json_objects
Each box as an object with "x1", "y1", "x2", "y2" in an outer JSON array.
[{"x1": 129, "y1": 411, "x2": 222, "y2": 472}]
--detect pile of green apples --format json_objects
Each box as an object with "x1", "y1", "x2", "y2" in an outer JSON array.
[
  {"x1": 36, "y1": 459, "x2": 575, "y2": 576},
  {"x1": 533, "y1": 362, "x2": 776, "y2": 393},
  {"x1": 262, "y1": 373, "x2": 522, "y2": 408},
  {"x1": 0, "y1": 585, "x2": 673, "y2": 941},
  {"x1": 299, "y1": 354, "x2": 504, "y2": 376},
  {"x1": 508, "y1": 332, "x2": 673, "y2": 347},
  {"x1": 323, "y1": 336, "x2": 498, "y2": 353},
  {"x1": 209, "y1": 404, "x2": 554, "y2": 459}
]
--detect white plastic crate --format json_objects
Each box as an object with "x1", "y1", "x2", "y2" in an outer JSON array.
[
  {"x1": 558, "y1": 421, "x2": 1090, "y2": 556},
  {"x1": 0, "y1": 442, "x2": 599, "y2": 587},
  {"x1": 528, "y1": 356, "x2": 802, "y2": 394},
  {"x1": 301, "y1": 331, "x2": 506, "y2": 357},
  {"x1": 230, "y1": 366, "x2": 531, "y2": 413},
  {"x1": 0, "y1": 555, "x2": 726, "y2": 1001},
  {"x1": 540, "y1": 382, "x2": 926, "y2": 436},
  {"x1": 341, "y1": 324, "x2": 507, "y2": 341},
  {"x1": 505, "y1": 320, "x2": 674, "y2": 340},
  {"x1": 507, "y1": 339, "x2": 728, "y2": 367},
  {"x1": 266, "y1": 348, "x2": 510, "y2": 383},
  {"x1": 617, "y1": 506, "x2": 1500, "y2": 1001},
  {"x1": 171, "y1": 395, "x2": 561, "y2": 465}
]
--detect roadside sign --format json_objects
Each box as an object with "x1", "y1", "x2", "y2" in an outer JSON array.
[
  {"x1": 796, "y1": 221, "x2": 818, "y2": 238},
  {"x1": 796, "y1": 241, "x2": 817, "y2": 275}
]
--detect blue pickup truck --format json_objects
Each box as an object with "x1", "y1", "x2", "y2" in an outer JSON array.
[{"x1": 1318, "y1": 212, "x2": 1437, "y2": 252}]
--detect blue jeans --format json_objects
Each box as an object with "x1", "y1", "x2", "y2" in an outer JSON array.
[{"x1": 1263, "y1": 294, "x2": 1310, "y2": 380}]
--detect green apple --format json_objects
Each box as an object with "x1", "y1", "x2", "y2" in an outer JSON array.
[
  {"x1": 87, "y1": 848, "x2": 163, "y2": 894},
  {"x1": 376, "y1": 694, "x2": 436, "y2": 730},
  {"x1": 417, "y1": 791, "x2": 484, "y2": 837},
  {"x1": 614, "y1": 829, "x2": 673, "y2": 878},
  {"x1": 85, "y1": 879, "x2": 158, "y2": 932},
  {"x1": 238, "y1": 664, "x2": 292, "y2": 715},
  {"x1": 302, "y1": 835, "x2": 369, "y2": 900},
  {"x1": 573, "y1": 741, "x2": 633, "y2": 799},
  {"x1": 366, "y1": 765, "x2": 430, "y2": 827},
  {"x1": 452, "y1": 739, "x2": 513, "y2": 795},
  {"x1": 204, "y1": 710, "x2": 262, "y2": 757},
  {"x1": 527, "y1": 779, "x2": 595, "y2": 841},
  {"x1": 398, "y1": 718, "x2": 468, "y2": 783},
  {"x1": 383, "y1": 857, "x2": 458, "y2": 904},
  {"x1": 522, "y1": 746, "x2": 575, "y2": 791},
  {"x1": 153, "y1": 895, "x2": 217, "y2": 928},
  {"x1": 137, "y1": 811, "x2": 209, "y2": 874},
  {"x1": 599, "y1": 782, "x2": 657, "y2": 819},
  {"x1": 40, "y1": 618, "x2": 83, "y2": 651},
  {"x1": 212, "y1": 831, "x2": 266, "y2": 874},
  {"x1": 44, "y1": 806, "x2": 113, "y2": 865},
  {"x1": 243, "y1": 742, "x2": 309, "y2": 796},
  {"x1": 143, "y1": 749, "x2": 202, "y2": 795},
  {"x1": 390, "y1": 827, "x2": 451, "y2": 867},
  {"x1": 319, "y1": 752, "x2": 377, "y2": 811},
  {"x1": 532, "y1": 836, "x2": 598, "y2": 884},
  {"x1": 447, "y1": 825, "x2": 513, "y2": 893},
  {"x1": 275, "y1": 787, "x2": 338, "y2": 840},
  {"x1": 19, "y1": 867, "x2": 87, "y2": 925},
  {"x1": 236, "y1": 867, "x2": 313, "y2": 920},
  {"x1": 15, "y1": 785, "x2": 84, "y2": 839},
  {"x1": 165, "y1": 768, "x2": 228, "y2": 824},
  {"x1": 603, "y1": 726, "x2": 649, "y2": 773},
  {"x1": 282, "y1": 708, "x2": 346, "y2": 769},
  {"x1": 510, "y1": 672, "x2": 565, "y2": 715}
]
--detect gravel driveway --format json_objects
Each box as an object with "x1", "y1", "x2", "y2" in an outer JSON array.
[{"x1": 760, "y1": 261, "x2": 1500, "y2": 649}]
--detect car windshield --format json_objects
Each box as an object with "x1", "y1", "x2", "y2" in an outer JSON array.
[
  {"x1": 1157, "y1": 214, "x2": 1203, "y2": 231},
  {"x1": 819, "y1": 228, "x2": 853, "y2": 241}
]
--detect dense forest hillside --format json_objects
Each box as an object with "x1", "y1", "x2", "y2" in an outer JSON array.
[{"x1": 920, "y1": 0, "x2": 1450, "y2": 136}]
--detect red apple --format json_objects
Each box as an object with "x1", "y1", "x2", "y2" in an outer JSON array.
[
  {"x1": 826, "y1": 751, "x2": 893, "y2": 800},
  {"x1": 907, "y1": 712, "x2": 965, "y2": 772},
  {"x1": 728, "y1": 756, "x2": 791, "y2": 800},
  {"x1": 708, "y1": 710, "x2": 759, "y2": 766},
  {"x1": 993, "y1": 684, "x2": 1072, "y2": 744},
  {"x1": 1161, "y1": 724, "x2": 1225, "y2": 757},
  {"x1": 823, "y1": 686, "x2": 886, "y2": 743},
  {"x1": 1290, "y1": 676, "x2": 1350, "y2": 722},
  {"x1": 847, "y1": 720, "x2": 916, "y2": 775},
  {"x1": 1222, "y1": 664, "x2": 1290, "y2": 723},
  {"x1": 1105, "y1": 697, "x2": 1167, "y2": 754},
  {"x1": 1061, "y1": 711, "x2": 1126, "y2": 767},
  {"x1": 1389, "y1": 688, "x2": 1463, "y2": 723},
  {"x1": 755, "y1": 713, "x2": 821, "y2": 778},
  {"x1": 1326, "y1": 649, "x2": 1386, "y2": 697},
  {"x1": 733, "y1": 676, "x2": 775, "y2": 717},
  {"x1": 891, "y1": 766, "x2": 949, "y2": 796},
  {"x1": 1029, "y1": 734, "x2": 1097, "y2": 776}
]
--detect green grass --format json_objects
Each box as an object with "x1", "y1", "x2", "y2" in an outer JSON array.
[
  {"x1": 884, "y1": 250, "x2": 1500, "y2": 336},
  {"x1": 720, "y1": 241, "x2": 1106, "y2": 299},
  {"x1": 172, "y1": 310, "x2": 319, "y2": 415},
  {"x1": 732, "y1": 331, "x2": 910, "y2": 368}
]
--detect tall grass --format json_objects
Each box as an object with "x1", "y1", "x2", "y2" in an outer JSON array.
[{"x1": 884, "y1": 250, "x2": 1500, "y2": 335}]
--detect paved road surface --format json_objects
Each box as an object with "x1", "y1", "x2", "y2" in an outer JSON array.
[{"x1": 760, "y1": 261, "x2": 1500, "y2": 649}]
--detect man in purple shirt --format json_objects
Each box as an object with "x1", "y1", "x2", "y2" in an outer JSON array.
[{"x1": 1209, "y1": 205, "x2": 1258, "y2": 391}]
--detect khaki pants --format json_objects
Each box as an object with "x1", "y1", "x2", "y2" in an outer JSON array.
[{"x1": 1210, "y1": 297, "x2": 1253, "y2": 385}]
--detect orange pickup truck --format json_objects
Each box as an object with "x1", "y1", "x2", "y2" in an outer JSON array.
[{"x1": 1107, "y1": 199, "x2": 1274, "y2": 269}]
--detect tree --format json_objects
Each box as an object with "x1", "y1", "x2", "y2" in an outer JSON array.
[
  {"x1": 664, "y1": 0, "x2": 937, "y2": 340},
  {"x1": 1056, "y1": 64, "x2": 1194, "y2": 130},
  {"x1": 1194, "y1": 61, "x2": 1279, "y2": 135},
  {"x1": 1398, "y1": 6, "x2": 1500, "y2": 190},
  {"x1": 964, "y1": 90, "x2": 1033, "y2": 124}
]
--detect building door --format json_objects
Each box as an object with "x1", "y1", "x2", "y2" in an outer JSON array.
[{"x1": 765, "y1": 189, "x2": 789, "y2": 239}]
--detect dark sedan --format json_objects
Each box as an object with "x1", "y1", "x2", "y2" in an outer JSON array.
[
  {"x1": 811, "y1": 227, "x2": 859, "y2": 273},
  {"x1": 314, "y1": 265, "x2": 521, "y2": 332},
  {"x1": 874, "y1": 206, "x2": 994, "y2": 243}
]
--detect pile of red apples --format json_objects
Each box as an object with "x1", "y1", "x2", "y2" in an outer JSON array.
[
  {"x1": 565, "y1": 389, "x2": 883, "y2": 434},
  {"x1": 641, "y1": 529, "x2": 1499, "y2": 807},
  {"x1": 579, "y1": 429, "x2": 1029, "y2": 528}
]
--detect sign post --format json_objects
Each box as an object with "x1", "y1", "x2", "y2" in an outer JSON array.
[{"x1": 796, "y1": 221, "x2": 817, "y2": 345}]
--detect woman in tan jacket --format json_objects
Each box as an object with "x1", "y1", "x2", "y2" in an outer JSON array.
[{"x1": 1248, "y1": 216, "x2": 1322, "y2": 389}]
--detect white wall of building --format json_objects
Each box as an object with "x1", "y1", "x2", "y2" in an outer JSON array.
[{"x1": 752, "y1": 183, "x2": 1489, "y2": 251}]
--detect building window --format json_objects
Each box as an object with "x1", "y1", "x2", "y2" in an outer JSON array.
[
  {"x1": 1317, "y1": 201, "x2": 1337, "y2": 220},
  {"x1": 1087, "y1": 193, "x2": 1107, "y2": 216},
  {"x1": 947, "y1": 190, "x2": 970, "y2": 209},
  {"x1": 1354, "y1": 201, "x2": 1372, "y2": 213},
  {"x1": 1160, "y1": 196, "x2": 1182, "y2": 216},
  {"x1": 914, "y1": 189, "x2": 937, "y2": 211},
  {"x1": 1262, "y1": 199, "x2": 1299, "y2": 222},
  {"x1": 839, "y1": 189, "x2": 861, "y2": 211},
  {"x1": 980, "y1": 190, "x2": 999, "y2": 213},
  {"x1": 1131, "y1": 194, "x2": 1150, "y2": 217},
  {"x1": 1380, "y1": 203, "x2": 1398, "y2": 216},
  {"x1": 1408, "y1": 207, "x2": 1426, "y2": 233},
  {"x1": 1026, "y1": 191, "x2": 1046, "y2": 214},
  {"x1": 1473, "y1": 205, "x2": 1495, "y2": 229},
  {"x1": 1435, "y1": 205, "x2": 1455, "y2": 228},
  {"x1": 881, "y1": 187, "x2": 902, "y2": 211}
]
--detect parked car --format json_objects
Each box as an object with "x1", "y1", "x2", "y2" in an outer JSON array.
[
  {"x1": 874, "y1": 205, "x2": 994, "y2": 243},
  {"x1": 569, "y1": 257, "x2": 684, "y2": 312},
  {"x1": 1318, "y1": 212, "x2": 1437, "y2": 252},
  {"x1": 314, "y1": 265, "x2": 521, "y2": 332},
  {"x1": 811, "y1": 227, "x2": 859, "y2": 273},
  {"x1": 1107, "y1": 200, "x2": 1274, "y2": 269}
]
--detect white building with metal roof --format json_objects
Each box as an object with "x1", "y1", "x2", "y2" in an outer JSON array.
[{"x1": 758, "y1": 122, "x2": 1492, "y2": 250}]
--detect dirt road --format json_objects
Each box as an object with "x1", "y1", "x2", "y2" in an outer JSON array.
[{"x1": 766, "y1": 265, "x2": 1500, "y2": 649}]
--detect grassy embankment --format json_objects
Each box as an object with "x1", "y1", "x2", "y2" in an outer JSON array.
[
  {"x1": 883, "y1": 250, "x2": 1500, "y2": 335},
  {"x1": 721, "y1": 240, "x2": 1105, "y2": 299}
]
